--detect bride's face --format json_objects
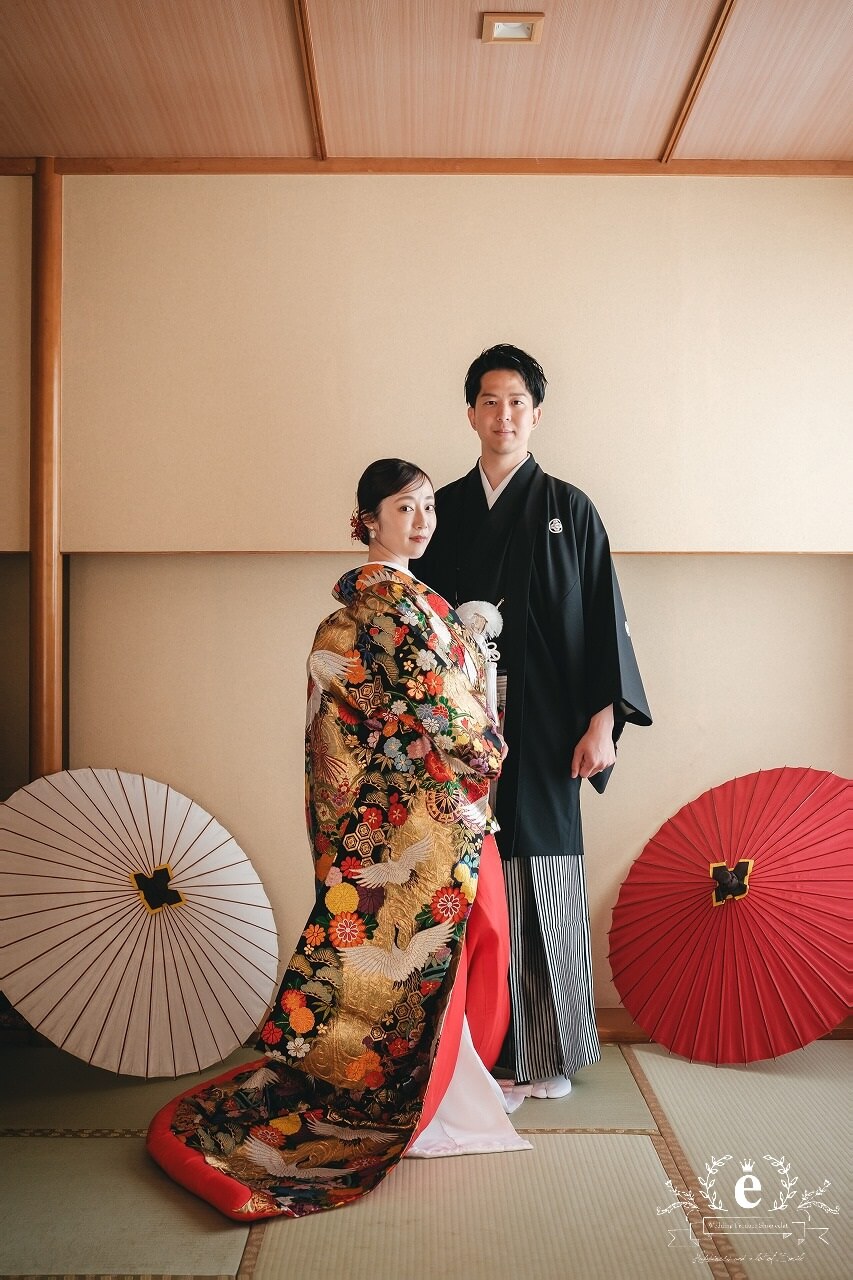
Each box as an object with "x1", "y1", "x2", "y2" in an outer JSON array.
[{"x1": 364, "y1": 479, "x2": 436, "y2": 567}]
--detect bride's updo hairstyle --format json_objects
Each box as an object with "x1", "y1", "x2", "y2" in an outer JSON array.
[{"x1": 351, "y1": 458, "x2": 432, "y2": 545}]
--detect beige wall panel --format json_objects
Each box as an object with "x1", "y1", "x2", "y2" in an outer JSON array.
[
  {"x1": 0, "y1": 178, "x2": 30, "y2": 550},
  {"x1": 62, "y1": 176, "x2": 853, "y2": 554},
  {"x1": 69, "y1": 552, "x2": 851, "y2": 1005}
]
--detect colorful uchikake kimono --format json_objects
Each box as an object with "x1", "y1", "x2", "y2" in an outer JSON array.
[{"x1": 147, "y1": 564, "x2": 506, "y2": 1219}]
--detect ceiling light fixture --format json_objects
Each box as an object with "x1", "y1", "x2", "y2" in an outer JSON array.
[{"x1": 481, "y1": 12, "x2": 545, "y2": 44}]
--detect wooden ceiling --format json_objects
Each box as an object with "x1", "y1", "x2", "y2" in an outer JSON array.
[{"x1": 1, "y1": 0, "x2": 851, "y2": 172}]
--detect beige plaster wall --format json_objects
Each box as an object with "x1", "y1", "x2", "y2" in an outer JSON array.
[
  {"x1": 0, "y1": 178, "x2": 30, "y2": 552},
  {"x1": 68, "y1": 552, "x2": 852, "y2": 1002},
  {"x1": 62, "y1": 176, "x2": 853, "y2": 553},
  {"x1": 6, "y1": 171, "x2": 851, "y2": 1010}
]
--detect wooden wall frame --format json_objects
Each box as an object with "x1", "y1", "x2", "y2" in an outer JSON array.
[{"x1": 29, "y1": 157, "x2": 63, "y2": 779}]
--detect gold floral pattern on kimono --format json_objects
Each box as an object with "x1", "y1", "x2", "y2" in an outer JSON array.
[{"x1": 171, "y1": 565, "x2": 505, "y2": 1216}]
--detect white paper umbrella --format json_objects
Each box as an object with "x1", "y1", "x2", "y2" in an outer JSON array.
[{"x1": 0, "y1": 769, "x2": 278, "y2": 1077}]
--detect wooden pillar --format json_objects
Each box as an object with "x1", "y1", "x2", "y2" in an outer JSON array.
[{"x1": 29, "y1": 157, "x2": 63, "y2": 779}]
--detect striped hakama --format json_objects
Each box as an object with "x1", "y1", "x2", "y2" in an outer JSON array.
[{"x1": 499, "y1": 854, "x2": 601, "y2": 1082}]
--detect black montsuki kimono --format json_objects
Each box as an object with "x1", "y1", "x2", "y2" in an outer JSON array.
[{"x1": 417, "y1": 456, "x2": 652, "y2": 861}]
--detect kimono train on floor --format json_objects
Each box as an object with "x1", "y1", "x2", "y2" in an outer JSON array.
[{"x1": 147, "y1": 564, "x2": 507, "y2": 1219}]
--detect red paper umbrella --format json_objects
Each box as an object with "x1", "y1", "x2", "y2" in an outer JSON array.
[{"x1": 609, "y1": 767, "x2": 852, "y2": 1064}]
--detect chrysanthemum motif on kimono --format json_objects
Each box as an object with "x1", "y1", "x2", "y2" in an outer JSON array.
[{"x1": 164, "y1": 565, "x2": 505, "y2": 1218}]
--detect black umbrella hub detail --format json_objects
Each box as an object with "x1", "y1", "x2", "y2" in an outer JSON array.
[
  {"x1": 132, "y1": 864, "x2": 184, "y2": 913},
  {"x1": 710, "y1": 859, "x2": 753, "y2": 906}
]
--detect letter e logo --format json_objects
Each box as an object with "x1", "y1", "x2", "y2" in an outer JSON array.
[{"x1": 735, "y1": 1174, "x2": 762, "y2": 1208}]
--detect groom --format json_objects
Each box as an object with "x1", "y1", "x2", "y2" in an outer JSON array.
[{"x1": 418, "y1": 343, "x2": 652, "y2": 1097}]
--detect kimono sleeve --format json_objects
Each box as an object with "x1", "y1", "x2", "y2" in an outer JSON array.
[
  {"x1": 575, "y1": 496, "x2": 652, "y2": 788},
  {"x1": 332, "y1": 586, "x2": 505, "y2": 781}
]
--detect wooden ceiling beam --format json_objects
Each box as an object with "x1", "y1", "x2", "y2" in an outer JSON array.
[
  {"x1": 0, "y1": 158, "x2": 36, "y2": 174},
  {"x1": 661, "y1": 0, "x2": 739, "y2": 164},
  {"x1": 51, "y1": 156, "x2": 853, "y2": 177},
  {"x1": 293, "y1": 0, "x2": 327, "y2": 161}
]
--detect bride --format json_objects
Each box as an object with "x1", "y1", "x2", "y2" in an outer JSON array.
[{"x1": 148, "y1": 458, "x2": 528, "y2": 1221}]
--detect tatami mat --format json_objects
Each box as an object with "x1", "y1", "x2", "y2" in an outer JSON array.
[
  {"x1": 0, "y1": 1136, "x2": 248, "y2": 1277},
  {"x1": 628, "y1": 1042, "x2": 852, "y2": 1280},
  {"x1": 0, "y1": 1046, "x2": 259, "y2": 1131},
  {"x1": 252, "y1": 1134, "x2": 719, "y2": 1280},
  {"x1": 513, "y1": 1044, "x2": 654, "y2": 1131},
  {"x1": 0, "y1": 1037, "x2": 843, "y2": 1278}
]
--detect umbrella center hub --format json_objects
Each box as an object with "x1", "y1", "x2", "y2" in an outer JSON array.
[
  {"x1": 133, "y1": 864, "x2": 184, "y2": 913},
  {"x1": 710, "y1": 859, "x2": 753, "y2": 905}
]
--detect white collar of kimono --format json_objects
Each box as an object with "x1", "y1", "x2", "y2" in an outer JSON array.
[{"x1": 478, "y1": 454, "x2": 530, "y2": 509}]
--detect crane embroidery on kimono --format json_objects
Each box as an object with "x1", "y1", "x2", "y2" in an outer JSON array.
[
  {"x1": 340, "y1": 921, "x2": 453, "y2": 982},
  {"x1": 352, "y1": 834, "x2": 433, "y2": 887}
]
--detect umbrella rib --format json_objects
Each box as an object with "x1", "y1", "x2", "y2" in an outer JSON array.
[
  {"x1": 617, "y1": 900, "x2": 721, "y2": 1044},
  {"x1": 161, "y1": 914, "x2": 220, "y2": 1074},
  {"x1": 664, "y1": 915, "x2": 721, "y2": 1057},
  {"x1": 160, "y1": 794, "x2": 193, "y2": 872},
  {"x1": 14, "y1": 904, "x2": 145, "y2": 1027},
  {"x1": 186, "y1": 890, "x2": 280, "y2": 914},
  {"x1": 117, "y1": 771, "x2": 155, "y2": 873},
  {"x1": 170, "y1": 828, "x2": 233, "y2": 879},
  {"x1": 86, "y1": 769, "x2": 149, "y2": 866},
  {"x1": 747, "y1": 769, "x2": 801, "y2": 859},
  {"x1": 86, "y1": 909, "x2": 151, "y2": 1070},
  {"x1": 648, "y1": 824, "x2": 709, "y2": 863},
  {"x1": 0, "y1": 847, "x2": 133, "y2": 881},
  {"x1": 161, "y1": 911, "x2": 246, "y2": 1057},
  {"x1": 753, "y1": 814, "x2": 850, "y2": 865},
  {"x1": 746, "y1": 773, "x2": 840, "y2": 862},
  {"x1": 110, "y1": 916, "x2": 166, "y2": 1076},
  {"x1": 170, "y1": 905, "x2": 277, "y2": 996},
  {"x1": 184, "y1": 897, "x2": 279, "y2": 946},
  {"x1": 176, "y1": 855, "x2": 264, "y2": 885},
  {"x1": 168, "y1": 814, "x2": 215, "y2": 876},
  {"x1": 730, "y1": 769, "x2": 761, "y2": 865},
  {"x1": 142, "y1": 776, "x2": 157, "y2": 871},
  {"x1": 6, "y1": 898, "x2": 142, "y2": 995},
  {"x1": 738, "y1": 899, "x2": 847, "y2": 998},
  {"x1": 153, "y1": 913, "x2": 180, "y2": 1076},
  {"x1": 67, "y1": 911, "x2": 148, "y2": 1060},
  {"x1": 166, "y1": 906, "x2": 273, "y2": 1012},
  {"x1": 707, "y1": 787, "x2": 728, "y2": 867},
  {"x1": 731, "y1": 905, "x2": 800, "y2": 1051},
  {"x1": 157, "y1": 783, "x2": 173, "y2": 871},
  {"x1": 0, "y1": 893, "x2": 140, "y2": 958},
  {"x1": 734, "y1": 769, "x2": 787, "y2": 864},
  {"x1": 59, "y1": 772, "x2": 143, "y2": 869},
  {"x1": 610, "y1": 887, "x2": 713, "y2": 945},
  {"x1": 1, "y1": 807, "x2": 135, "y2": 877},
  {"x1": 611, "y1": 900, "x2": 710, "y2": 975}
]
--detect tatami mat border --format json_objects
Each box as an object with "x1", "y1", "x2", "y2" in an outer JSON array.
[
  {"x1": 622, "y1": 1046, "x2": 750, "y2": 1280},
  {"x1": 515, "y1": 1124, "x2": 657, "y2": 1135},
  {"x1": 0, "y1": 1127, "x2": 147, "y2": 1138},
  {"x1": 236, "y1": 1225, "x2": 268, "y2": 1280}
]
